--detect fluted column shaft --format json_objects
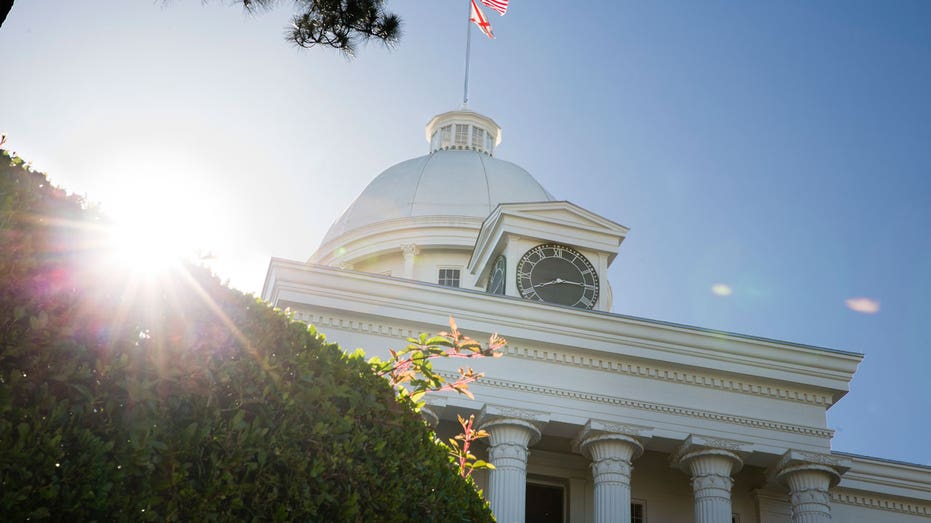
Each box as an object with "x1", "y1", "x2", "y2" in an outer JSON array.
[
  {"x1": 779, "y1": 465, "x2": 836, "y2": 523},
  {"x1": 582, "y1": 434, "x2": 643, "y2": 523},
  {"x1": 681, "y1": 449, "x2": 741, "y2": 523},
  {"x1": 483, "y1": 419, "x2": 540, "y2": 523}
]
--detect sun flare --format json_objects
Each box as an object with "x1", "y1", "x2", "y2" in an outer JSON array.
[{"x1": 97, "y1": 162, "x2": 226, "y2": 276}]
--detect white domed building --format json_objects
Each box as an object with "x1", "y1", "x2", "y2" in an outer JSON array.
[{"x1": 263, "y1": 110, "x2": 931, "y2": 523}]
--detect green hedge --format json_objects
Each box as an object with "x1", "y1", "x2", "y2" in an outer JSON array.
[{"x1": 0, "y1": 150, "x2": 493, "y2": 522}]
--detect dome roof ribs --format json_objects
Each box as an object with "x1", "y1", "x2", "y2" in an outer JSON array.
[
  {"x1": 478, "y1": 152, "x2": 493, "y2": 211},
  {"x1": 410, "y1": 149, "x2": 439, "y2": 217}
]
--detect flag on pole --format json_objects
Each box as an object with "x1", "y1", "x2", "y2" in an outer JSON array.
[
  {"x1": 470, "y1": 0, "x2": 495, "y2": 39},
  {"x1": 481, "y1": 0, "x2": 509, "y2": 16}
]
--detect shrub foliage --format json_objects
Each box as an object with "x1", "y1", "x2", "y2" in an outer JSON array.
[{"x1": 0, "y1": 149, "x2": 493, "y2": 522}]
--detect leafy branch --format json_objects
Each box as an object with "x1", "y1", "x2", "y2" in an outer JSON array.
[
  {"x1": 369, "y1": 317, "x2": 504, "y2": 407},
  {"x1": 448, "y1": 414, "x2": 493, "y2": 479},
  {"x1": 369, "y1": 317, "x2": 504, "y2": 477}
]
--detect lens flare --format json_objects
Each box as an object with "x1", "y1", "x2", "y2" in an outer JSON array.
[
  {"x1": 711, "y1": 283, "x2": 733, "y2": 296},
  {"x1": 845, "y1": 297, "x2": 880, "y2": 314}
]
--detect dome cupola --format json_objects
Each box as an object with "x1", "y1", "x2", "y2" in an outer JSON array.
[{"x1": 426, "y1": 110, "x2": 502, "y2": 156}]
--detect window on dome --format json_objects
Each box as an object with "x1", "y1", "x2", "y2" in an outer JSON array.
[
  {"x1": 485, "y1": 132, "x2": 494, "y2": 153},
  {"x1": 455, "y1": 124, "x2": 469, "y2": 146},
  {"x1": 440, "y1": 125, "x2": 452, "y2": 148},
  {"x1": 438, "y1": 268, "x2": 460, "y2": 288},
  {"x1": 472, "y1": 127, "x2": 485, "y2": 150}
]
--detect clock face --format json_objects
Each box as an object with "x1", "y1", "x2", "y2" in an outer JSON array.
[
  {"x1": 516, "y1": 244, "x2": 599, "y2": 309},
  {"x1": 486, "y1": 255, "x2": 506, "y2": 295}
]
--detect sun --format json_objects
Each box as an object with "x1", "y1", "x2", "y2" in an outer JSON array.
[
  {"x1": 107, "y1": 212, "x2": 191, "y2": 274},
  {"x1": 99, "y1": 165, "x2": 226, "y2": 276}
]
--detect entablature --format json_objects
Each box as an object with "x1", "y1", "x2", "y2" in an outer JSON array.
[{"x1": 263, "y1": 260, "x2": 862, "y2": 405}]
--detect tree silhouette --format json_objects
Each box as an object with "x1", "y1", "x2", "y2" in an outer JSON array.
[
  {"x1": 0, "y1": 0, "x2": 13, "y2": 30},
  {"x1": 241, "y1": 0, "x2": 401, "y2": 57}
]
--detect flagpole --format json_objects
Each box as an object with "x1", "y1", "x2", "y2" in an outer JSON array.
[{"x1": 462, "y1": 0, "x2": 472, "y2": 108}]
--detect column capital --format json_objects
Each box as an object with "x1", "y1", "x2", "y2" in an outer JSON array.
[
  {"x1": 774, "y1": 450, "x2": 851, "y2": 523},
  {"x1": 478, "y1": 405, "x2": 547, "y2": 446},
  {"x1": 573, "y1": 419, "x2": 650, "y2": 460},
  {"x1": 400, "y1": 243, "x2": 420, "y2": 258},
  {"x1": 671, "y1": 434, "x2": 747, "y2": 474},
  {"x1": 774, "y1": 450, "x2": 851, "y2": 489}
]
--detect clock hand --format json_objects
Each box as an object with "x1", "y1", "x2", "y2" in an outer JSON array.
[{"x1": 534, "y1": 277, "x2": 585, "y2": 288}]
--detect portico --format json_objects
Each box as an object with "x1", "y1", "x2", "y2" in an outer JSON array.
[{"x1": 442, "y1": 404, "x2": 853, "y2": 523}]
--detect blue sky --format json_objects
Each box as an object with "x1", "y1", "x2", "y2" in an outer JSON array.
[{"x1": 2, "y1": 1, "x2": 929, "y2": 465}]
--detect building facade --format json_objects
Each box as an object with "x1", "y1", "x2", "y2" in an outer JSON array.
[{"x1": 262, "y1": 110, "x2": 931, "y2": 523}]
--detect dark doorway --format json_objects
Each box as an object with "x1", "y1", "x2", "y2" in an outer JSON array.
[{"x1": 525, "y1": 483, "x2": 564, "y2": 523}]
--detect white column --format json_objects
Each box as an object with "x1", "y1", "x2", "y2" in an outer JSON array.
[
  {"x1": 775, "y1": 451, "x2": 849, "y2": 523},
  {"x1": 579, "y1": 433, "x2": 643, "y2": 523},
  {"x1": 401, "y1": 243, "x2": 419, "y2": 279},
  {"x1": 481, "y1": 417, "x2": 541, "y2": 523},
  {"x1": 673, "y1": 436, "x2": 744, "y2": 523}
]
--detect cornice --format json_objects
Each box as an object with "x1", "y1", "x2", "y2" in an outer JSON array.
[
  {"x1": 830, "y1": 489, "x2": 931, "y2": 516},
  {"x1": 293, "y1": 310, "x2": 835, "y2": 407}
]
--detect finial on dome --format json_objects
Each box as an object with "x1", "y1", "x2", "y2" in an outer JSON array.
[{"x1": 425, "y1": 109, "x2": 502, "y2": 156}]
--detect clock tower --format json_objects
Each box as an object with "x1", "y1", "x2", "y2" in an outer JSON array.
[{"x1": 467, "y1": 200, "x2": 629, "y2": 312}]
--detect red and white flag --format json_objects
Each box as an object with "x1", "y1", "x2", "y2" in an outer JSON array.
[
  {"x1": 481, "y1": 0, "x2": 509, "y2": 16},
  {"x1": 470, "y1": 0, "x2": 495, "y2": 39}
]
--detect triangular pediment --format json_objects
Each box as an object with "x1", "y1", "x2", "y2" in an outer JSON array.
[
  {"x1": 468, "y1": 201, "x2": 629, "y2": 277},
  {"x1": 493, "y1": 201, "x2": 629, "y2": 235}
]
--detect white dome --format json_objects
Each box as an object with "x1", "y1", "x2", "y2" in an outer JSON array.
[{"x1": 320, "y1": 149, "x2": 555, "y2": 246}]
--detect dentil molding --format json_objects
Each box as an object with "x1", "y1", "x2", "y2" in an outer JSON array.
[{"x1": 830, "y1": 489, "x2": 931, "y2": 516}]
